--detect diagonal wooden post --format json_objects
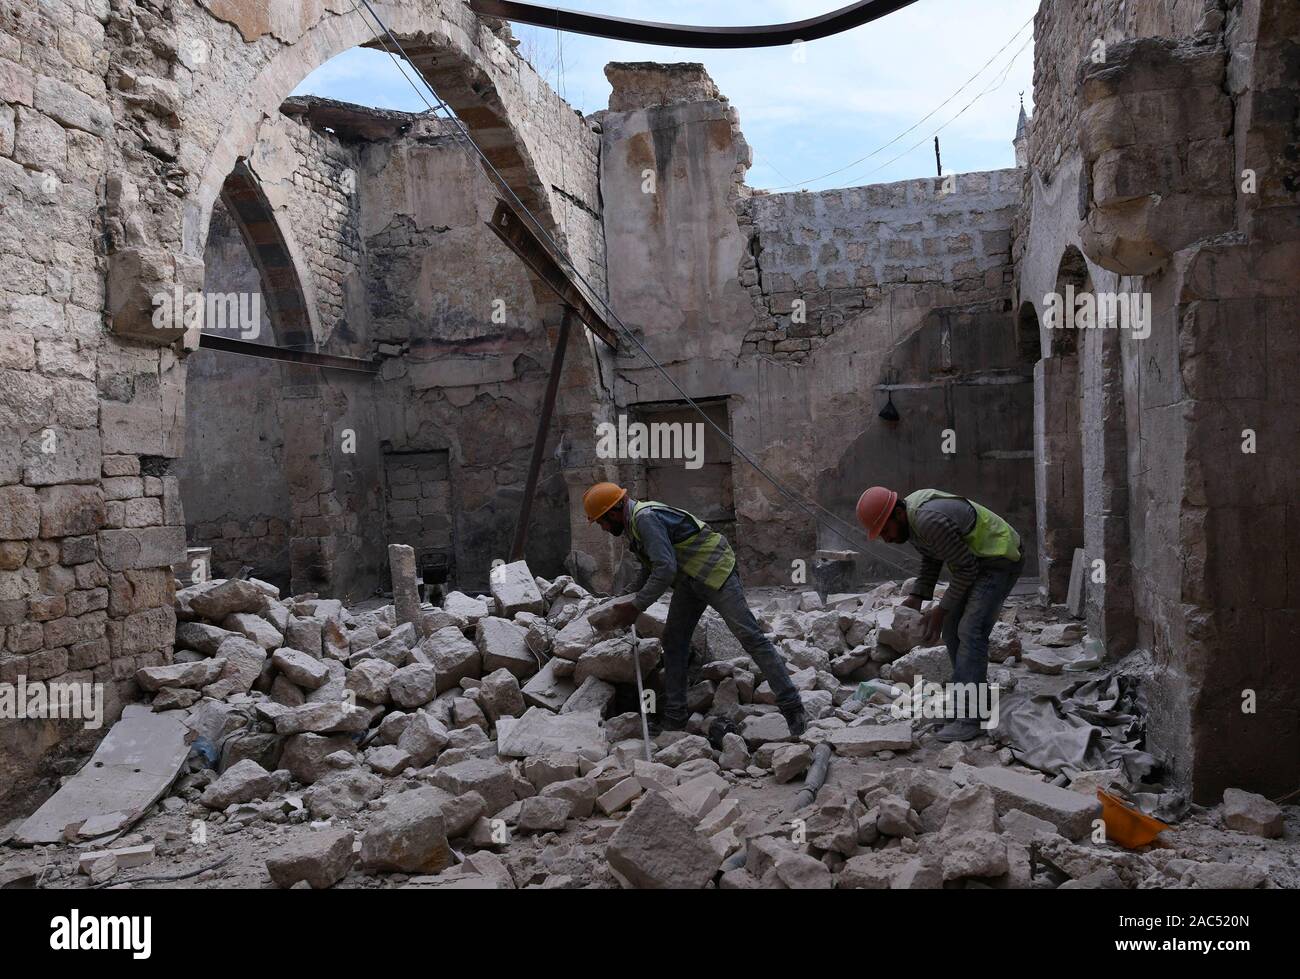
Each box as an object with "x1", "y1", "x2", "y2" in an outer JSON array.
[{"x1": 510, "y1": 307, "x2": 574, "y2": 561}]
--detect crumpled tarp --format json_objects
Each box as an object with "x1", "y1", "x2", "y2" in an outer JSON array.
[{"x1": 993, "y1": 666, "x2": 1158, "y2": 785}]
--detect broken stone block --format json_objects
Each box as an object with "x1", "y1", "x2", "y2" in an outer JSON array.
[
  {"x1": 189, "y1": 578, "x2": 267, "y2": 621},
  {"x1": 1038, "y1": 622, "x2": 1083, "y2": 647},
  {"x1": 200, "y1": 758, "x2": 274, "y2": 809},
  {"x1": 524, "y1": 753, "x2": 580, "y2": 790},
  {"x1": 828, "y1": 721, "x2": 913, "y2": 756},
  {"x1": 367, "y1": 744, "x2": 413, "y2": 777},
  {"x1": 1180, "y1": 862, "x2": 1267, "y2": 890},
  {"x1": 360, "y1": 788, "x2": 452, "y2": 874},
  {"x1": 881, "y1": 644, "x2": 951, "y2": 683},
  {"x1": 282, "y1": 733, "x2": 357, "y2": 785},
  {"x1": 152, "y1": 687, "x2": 201, "y2": 711},
  {"x1": 136, "y1": 657, "x2": 225, "y2": 692},
  {"x1": 1000, "y1": 808, "x2": 1059, "y2": 844},
  {"x1": 539, "y1": 776, "x2": 599, "y2": 819},
  {"x1": 654, "y1": 734, "x2": 713, "y2": 767},
  {"x1": 346, "y1": 658, "x2": 396, "y2": 704},
  {"x1": 175, "y1": 621, "x2": 240, "y2": 655},
  {"x1": 443, "y1": 591, "x2": 489, "y2": 624},
  {"x1": 740, "y1": 712, "x2": 791, "y2": 748},
  {"x1": 774, "y1": 849, "x2": 833, "y2": 889},
  {"x1": 273, "y1": 701, "x2": 370, "y2": 736},
  {"x1": 490, "y1": 559, "x2": 545, "y2": 617},
  {"x1": 597, "y1": 776, "x2": 643, "y2": 815},
  {"x1": 476, "y1": 616, "x2": 537, "y2": 680},
  {"x1": 988, "y1": 621, "x2": 1021, "y2": 663},
  {"x1": 520, "y1": 657, "x2": 578, "y2": 712},
  {"x1": 838, "y1": 850, "x2": 942, "y2": 889},
  {"x1": 304, "y1": 770, "x2": 383, "y2": 819},
  {"x1": 266, "y1": 828, "x2": 355, "y2": 889},
  {"x1": 876, "y1": 606, "x2": 926, "y2": 654},
  {"x1": 418, "y1": 626, "x2": 481, "y2": 693},
  {"x1": 498, "y1": 707, "x2": 606, "y2": 759},
  {"x1": 430, "y1": 759, "x2": 516, "y2": 815},
  {"x1": 941, "y1": 830, "x2": 1009, "y2": 881},
  {"x1": 397, "y1": 711, "x2": 450, "y2": 766},
  {"x1": 672, "y1": 772, "x2": 727, "y2": 819},
  {"x1": 388, "y1": 544, "x2": 424, "y2": 637},
  {"x1": 606, "y1": 790, "x2": 722, "y2": 889},
  {"x1": 772, "y1": 743, "x2": 813, "y2": 784},
  {"x1": 478, "y1": 667, "x2": 525, "y2": 724},
  {"x1": 221, "y1": 612, "x2": 283, "y2": 651},
  {"x1": 876, "y1": 795, "x2": 921, "y2": 838},
  {"x1": 965, "y1": 765, "x2": 1102, "y2": 841},
  {"x1": 552, "y1": 615, "x2": 598, "y2": 660},
  {"x1": 272, "y1": 648, "x2": 329, "y2": 690},
  {"x1": 389, "y1": 663, "x2": 439, "y2": 709},
  {"x1": 202, "y1": 636, "x2": 267, "y2": 700},
  {"x1": 1222, "y1": 788, "x2": 1284, "y2": 839},
  {"x1": 940, "y1": 783, "x2": 1000, "y2": 838},
  {"x1": 518, "y1": 796, "x2": 570, "y2": 833},
  {"x1": 351, "y1": 622, "x2": 415, "y2": 667},
  {"x1": 574, "y1": 636, "x2": 659, "y2": 686},
  {"x1": 561, "y1": 675, "x2": 615, "y2": 716},
  {"x1": 719, "y1": 733, "x2": 750, "y2": 771}
]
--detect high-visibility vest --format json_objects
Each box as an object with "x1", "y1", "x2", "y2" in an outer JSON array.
[
  {"x1": 904, "y1": 489, "x2": 1022, "y2": 562},
  {"x1": 628, "y1": 500, "x2": 736, "y2": 590}
]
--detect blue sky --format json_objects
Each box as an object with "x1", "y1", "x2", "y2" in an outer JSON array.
[{"x1": 293, "y1": 0, "x2": 1038, "y2": 191}]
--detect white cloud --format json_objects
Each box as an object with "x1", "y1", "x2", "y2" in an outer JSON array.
[{"x1": 294, "y1": 0, "x2": 1039, "y2": 188}]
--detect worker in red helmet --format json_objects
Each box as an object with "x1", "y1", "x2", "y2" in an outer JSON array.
[
  {"x1": 857, "y1": 486, "x2": 1025, "y2": 742},
  {"x1": 584, "y1": 481, "x2": 807, "y2": 737}
]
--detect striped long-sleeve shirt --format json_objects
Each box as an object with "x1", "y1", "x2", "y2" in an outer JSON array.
[{"x1": 906, "y1": 496, "x2": 1016, "y2": 612}]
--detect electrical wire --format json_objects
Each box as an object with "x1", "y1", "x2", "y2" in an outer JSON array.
[
  {"x1": 766, "y1": 13, "x2": 1035, "y2": 191},
  {"x1": 342, "y1": 0, "x2": 919, "y2": 578}
]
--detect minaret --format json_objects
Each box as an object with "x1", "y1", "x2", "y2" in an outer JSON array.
[{"x1": 1013, "y1": 93, "x2": 1030, "y2": 168}]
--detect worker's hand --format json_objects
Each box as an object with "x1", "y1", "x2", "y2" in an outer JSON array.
[
  {"x1": 921, "y1": 605, "x2": 947, "y2": 644},
  {"x1": 901, "y1": 594, "x2": 923, "y2": 611},
  {"x1": 609, "y1": 600, "x2": 641, "y2": 629}
]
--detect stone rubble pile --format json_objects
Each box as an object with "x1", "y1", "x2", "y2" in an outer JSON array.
[{"x1": 105, "y1": 563, "x2": 1284, "y2": 890}]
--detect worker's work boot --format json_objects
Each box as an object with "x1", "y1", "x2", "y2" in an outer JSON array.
[
  {"x1": 647, "y1": 713, "x2": 686, "y2": 737},
  {"x1": 780, "y1": 704, "x2": 808, "y2": 738},
  {"x1": 934, "y1": 718, "x2": 983, "y2": 742}
]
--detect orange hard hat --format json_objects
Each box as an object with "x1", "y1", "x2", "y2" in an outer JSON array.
[
  {"x1": 583, "y1": 482, "x2": 627, "y2": 522},
  {"x1": 856, "y1": 486, "x2": 898, "y2": 539}
]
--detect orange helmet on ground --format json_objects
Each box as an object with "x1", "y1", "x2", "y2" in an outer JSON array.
[
  {"x1": 856, "y1": 486, "x2": 898, "y2": 539},
  {"x1": 583, "y1": 482, "x2": 627, "y2": 522}
]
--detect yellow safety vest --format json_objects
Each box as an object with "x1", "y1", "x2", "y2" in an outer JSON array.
[
  {"x1": 629, "y1": 500, "x2": 736, "y2": 590},
  {"x1": 904, "y1": 489, "x2": 1022, "y2": 562}
]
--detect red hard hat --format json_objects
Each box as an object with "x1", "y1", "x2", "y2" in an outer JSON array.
[{"x1": 856, "y1": 486, "x2": 898, "y2": 539}]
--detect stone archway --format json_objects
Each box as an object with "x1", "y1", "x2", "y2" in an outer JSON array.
[{"x1": 1033, "y1": 246, "x2": 1088, "y2": 602}]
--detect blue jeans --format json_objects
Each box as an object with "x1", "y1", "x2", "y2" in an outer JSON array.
[
  {"x1": 941, "y1": 558, "x2": 1024, "y2": 686},
  {"x1": 659, "y1": 569, "x2": 801, "y2": 723}
]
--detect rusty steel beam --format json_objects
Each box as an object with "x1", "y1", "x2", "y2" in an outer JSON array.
[
  {"x1": 470, "y1": 0, "x2": 921, "y2": 48},
  {"x1": 198, "y1": 334, "x2": 380, "y2": 374},
  {"x1": 486, "y1": 199, "x2": 619, "y2": 350},
  {"x1": 510, "y1": 306, "x2": 575, "y2": 561}
]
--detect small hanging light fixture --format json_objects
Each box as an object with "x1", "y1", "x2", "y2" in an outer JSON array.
[{"x1": 878, "y1": 367, "x2": 900, "y2": 423}]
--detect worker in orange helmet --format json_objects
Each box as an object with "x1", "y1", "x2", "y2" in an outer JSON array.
[
  {"x1": 583, "y1": 481, "x2": 807, "y2": 737},
  {"x1": 856, "y1": 486, "x2": 1025, "y2": 742}
]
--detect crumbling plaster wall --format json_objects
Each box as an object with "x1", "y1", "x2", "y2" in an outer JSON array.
[
  {"x1": 1017, "y1": 0, "x2": 1300, "y2": 800},
  {"x1": 0, "y1": 0, "x2": 609, "y2": 814},
  {"x1": 598, "y1": 65, "x2": 1033, "y2": 587}
]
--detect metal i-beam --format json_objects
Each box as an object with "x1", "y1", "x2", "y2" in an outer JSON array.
[
  {"x1": 469, "y1": 0, "x2": 921, "y2": 48},
  {"x1": 485, "y1": 200, "x2": 619, "y2": 350},
  {"x1": 198, "y1": 334, "x2": 380, "y2": 374}
]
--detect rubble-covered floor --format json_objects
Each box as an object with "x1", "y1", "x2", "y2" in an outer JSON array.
[{"x1": 2, "y1": 569, "x2": 1296, "y2": 890}]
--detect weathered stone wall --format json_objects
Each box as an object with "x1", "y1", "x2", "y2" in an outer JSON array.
[
  {"x1": 598, "y1": 64, "x2": 1033, "y2": 586},
  {"x1": 1017, "y1": 0, "x2": 1300, "y2": 801},
  {"x1": 0, "y1": 0, "x2": 610, "y2": 815}
]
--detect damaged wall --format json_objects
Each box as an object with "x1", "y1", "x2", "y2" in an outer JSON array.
[
  {"x1": 1016, "y1": 0, "x2": 1300, "y2": 801},
  {"x1": 597, "y1": 63, "x2": 1034, "y2": 586}
]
